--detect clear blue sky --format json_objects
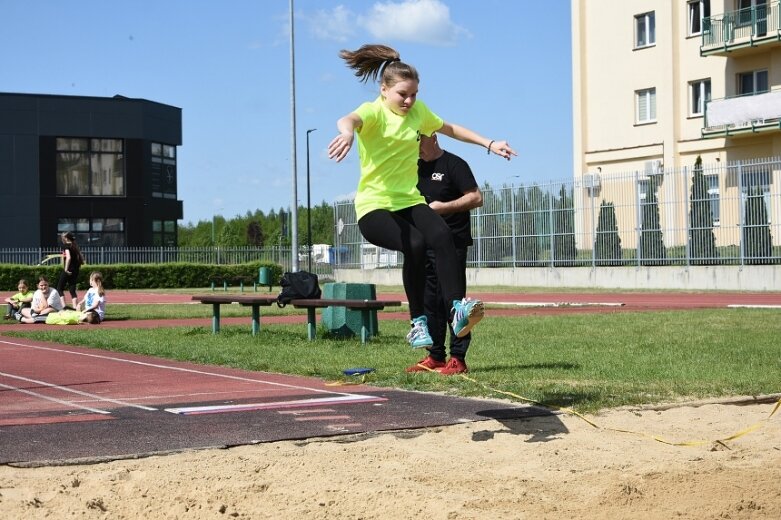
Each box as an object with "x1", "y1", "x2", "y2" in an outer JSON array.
[{"x1": 2, "y1": 0, "x2": 572, "y2": 225}]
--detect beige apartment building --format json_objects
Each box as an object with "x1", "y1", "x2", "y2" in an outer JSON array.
[{"x1": 572, "y1": 0, "x2": 780, "y2": 251}]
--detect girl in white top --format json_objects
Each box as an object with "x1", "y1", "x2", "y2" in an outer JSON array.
[
  {"x1": 19, "y1": 276, "x2": 63, "y2": 323},
  {"x1": 78, "y1": 272, "x2": 106, "y2": 324}
]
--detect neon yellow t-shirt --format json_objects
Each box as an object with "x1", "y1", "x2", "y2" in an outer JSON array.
[
  {"x1": 352, "y1": 97, "x2": 443, "y2": 219},
  {"x1": 11, "y1": 290, "x2": 33, "y2": 303}
]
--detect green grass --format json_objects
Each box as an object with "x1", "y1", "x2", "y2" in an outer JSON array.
[{"x1": 5, "y1": 307, "x2": 780, "y2": 413}]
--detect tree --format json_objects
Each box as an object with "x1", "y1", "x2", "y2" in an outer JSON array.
[
  {"x1": 246, "y1": 220, "x2": 264, "y2": 247},
  {"x1": 553, "y1": 184, "x2": 576, "y2": 266},
  {"x1": 688, "y1": 156, "x2": 718, "y2": 265},
  {"x1": 640, "y1": 177, "x2": 666, "y2": 265},
  {"x1": 515, "y1": 186, "x2": 540, "y2": 266},
  {"x1": 743, "y1": 187, "x2": 773, "y2": 264},
  {"x1": 594, "y1": 201, "x2": 622, "y2": 265}
]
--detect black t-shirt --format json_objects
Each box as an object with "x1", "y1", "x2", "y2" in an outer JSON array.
[{"x1": 417, "y1": 150, "x2": 478, "y2": 247}]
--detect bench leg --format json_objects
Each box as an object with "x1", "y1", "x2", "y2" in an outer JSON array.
[
  {"x1": 306, "y1": 308, "x2": 316, "y2": 340},
  {"x1": 251, "y1": 305, "x2": 260, "y2": 335},
  {"x1": 211, "y1": 303, "x2": 221, "y2": 334},
  {"x1": 223, "y1": 280, "x2": 228, "y2": 292},
  {"x1": 360, "y1": 309, "x2": 371, "y2": 344}
]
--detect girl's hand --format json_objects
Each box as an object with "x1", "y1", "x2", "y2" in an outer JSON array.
[
  {"x1": 328, "y1": 133, "x2": 354, "y2": 163},
  {"x1": 488, "y1": 140, "x2": 518, "y2": 161}
]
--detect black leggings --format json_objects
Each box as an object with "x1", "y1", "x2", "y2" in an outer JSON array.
[
  {"x1": 57, "y1": 268, "x2": 79, "y2": 300},
  {"x1": 358, "y1": 205, "x2": 464, "y2": 318}
]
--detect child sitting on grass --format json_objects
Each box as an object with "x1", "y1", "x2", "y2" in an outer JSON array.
[
  {"x1": 78, "y1": 272, "x2": 106, "y2": 324},
  {"x1": 4, "y1": 279, "x2": 33, "y2": 319}
]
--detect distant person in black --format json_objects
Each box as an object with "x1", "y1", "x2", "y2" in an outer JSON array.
[
  {"x1": 56, "y1": 231, "x2": 85, "y2": 310},
  {"x1": 407, "y1": 133, "x2": 483, "y2": 375}
]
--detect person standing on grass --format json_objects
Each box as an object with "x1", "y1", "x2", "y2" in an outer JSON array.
[
  {"x1": 407, "y1": 133, "x2": 483, "y2": 375},
  {"x1": 328, "y1": 44, "x2": 516, "y2": 353},
  {"x1": 77, "y1": 271, "x2": 106, "y2": 324},
  {"x1": 56, "y1": 231, "x2": 85, "y2": 310},
  {"x1": 18, "y1": 276, "x2": 63, "y2": 323}
]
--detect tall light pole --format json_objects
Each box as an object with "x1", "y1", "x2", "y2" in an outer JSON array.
[
  {"x1": 289, "y1": 0, "x2": 300, "y2": 272},
  {"x1": 306, "y1": 128, "x2": 317, "y2": 272}
]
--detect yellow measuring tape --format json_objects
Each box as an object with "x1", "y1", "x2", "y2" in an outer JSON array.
[{"x1": 422, "y1": 365, "x2": 781, "y2": 447}]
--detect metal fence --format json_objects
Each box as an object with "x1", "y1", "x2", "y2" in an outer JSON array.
[
  {"x1": 2, "y1": 156, "x2": 779, "y2": 272},
  {"x1": 1, "y1": 246, "x2": 287, "y2": 269},
  {"x1": 333, "y1": 156, "x2": 781, "y2": 268}
]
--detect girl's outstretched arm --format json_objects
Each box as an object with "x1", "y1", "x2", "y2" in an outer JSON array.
[
  {"x1": 438, "y1": 121, "x2": 517, "y2": 160},
  {"x1": 328, "y1": 113, "x2": 363, "y2": 162}
]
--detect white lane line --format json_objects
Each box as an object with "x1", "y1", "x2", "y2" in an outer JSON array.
[
  {"x1": 0, "y1": 382, "x2": 111, "y2": 415},
  {"x1": 485, "y1": 301, "x2": 625, "y2": 307},
  {"x1": 0, "y1": 372, "x2": 157, "y2": 411},
  {"x1": 165, "y1": 394, "x2": 386, "y2": 415},
  {"x1": 0, "y1": 339, "x2": 360, "y2": 398},
  {"x1": 727, "y1": 304, "x2": 781, "y2": 309}
]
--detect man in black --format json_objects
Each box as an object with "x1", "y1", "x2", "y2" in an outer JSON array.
[{"x1": 407, "y1": 133, "x2": 483, "y2": 375}]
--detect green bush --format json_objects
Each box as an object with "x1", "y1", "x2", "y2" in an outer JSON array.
[{"x1": 0, "y1": 261, "x2": 282, "y2": 290}]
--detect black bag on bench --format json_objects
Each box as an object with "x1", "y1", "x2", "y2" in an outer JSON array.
[{"x1": 277, "y1": 271, "x2": 321, "y2": 307}]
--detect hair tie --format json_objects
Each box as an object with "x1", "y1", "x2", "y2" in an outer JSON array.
[{"x1": 380, "y1": 57, "x2": 401, "y2": 79}]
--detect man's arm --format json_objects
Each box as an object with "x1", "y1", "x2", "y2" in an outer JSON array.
[{"x1": 429, "y1": 187, "x2": 483, "y2": 215}]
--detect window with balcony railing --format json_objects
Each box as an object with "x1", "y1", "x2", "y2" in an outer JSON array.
[{"x1": 738, "y1": 69, "x2": 769, "y2": 95}]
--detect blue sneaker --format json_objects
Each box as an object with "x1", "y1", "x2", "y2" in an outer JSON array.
[
  {"x1": 451, "y1": 298, "x2": 484, "y2": 338},
  {"x1": 406, "y1": 315, "x2": 433, "y2": 349}
]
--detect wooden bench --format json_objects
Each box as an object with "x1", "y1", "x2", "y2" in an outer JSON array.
[
  {"x1": 209, "y1": 275, "x2": 259, "y2": 293},
  {"x1": 290, "y1": 298, "x2": 402, "y2": 344},
  {"x1": 191, "y1": 295, "x2": 402, "y2": 343},
  {"x1": 192, "y1": 295, "x2": 278, "y2": 335}
]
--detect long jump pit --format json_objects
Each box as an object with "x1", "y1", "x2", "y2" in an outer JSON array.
[{"x1": 0, "y1": 337, "x2": 549, "y2": 466}]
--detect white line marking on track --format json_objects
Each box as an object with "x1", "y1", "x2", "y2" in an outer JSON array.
[
  {"x1": 0, "y1": 371, "x2": 157, "y2": 411},
  {"x1": 0, "y1": 339, "x2": 368, "y2": 399},
  {"x1": 0, "y1": 382, "x2": 111, "y2": 415},
  {"x1": 485, "y1": 301, "x2": 625, "y2": 307},
  {"x1": 165, "y1": 394, "x2": 385, "y2": 415},
  {"x1": 727, "y1": 304, "x2": 781, "y2": 309}
]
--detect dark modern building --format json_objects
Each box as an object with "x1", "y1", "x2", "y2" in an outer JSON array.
[{"x1": 0, "y1": 92, "x2": 183, "y2": 248}]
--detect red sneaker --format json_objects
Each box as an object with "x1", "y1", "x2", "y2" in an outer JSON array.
[
  {"x1": 436, "y1": 357, "x2": 468, "y2": 375},
  {"x1": 405, "y1": 355, "x2": 446, "y2": 373}
]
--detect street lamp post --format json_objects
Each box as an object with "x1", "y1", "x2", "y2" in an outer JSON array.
[{"x1": 306, "y1": 128, "x2": 317, "y2": 272}]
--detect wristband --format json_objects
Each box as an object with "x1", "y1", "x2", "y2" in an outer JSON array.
[{"x1": 487, "y1": 140, "x2": 495, "y2": 154}]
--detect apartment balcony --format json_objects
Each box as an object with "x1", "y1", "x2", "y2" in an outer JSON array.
[
  {"x1": 702, "y1": 89, "x2": 781, "y2": 137},
  {"x1": 701, "y1": 2, "x2": 781, "y2": 56}
]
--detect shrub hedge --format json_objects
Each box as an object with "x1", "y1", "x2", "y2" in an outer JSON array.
[{"x1": 0, "y1": 261, "x2": 283, "y2": 290}]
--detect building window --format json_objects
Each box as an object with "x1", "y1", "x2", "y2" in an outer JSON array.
[
  {"x1": 635, "y1": 12, "x2": 656, "y2": 48},
  {"x1": 151, "y1": 142, "x2": 177, "y2": 200},
  {"x1": 737, "y1": 0, "x2": 768, "y2": 35},
  {"x1": 705, "y1": 174, "x2": 720, "y2": 226},
  {"x1": 636, "y1": 88, "x2": 657, "y2": 124},
  {"x1": 56, "y1": 138, "x2": 125, "y2": 196},
  {"x1": 689, "y1": 79, "x2": 711, "y2": 117},
  {"x1": 152, "y1": 219, "x2": 177, "y2": 246},
  {"x1": 688, "y1": 1, "x2": 710, "y2": 36},
  {"x1": 738, "y1": 70, "x2": 769, "y2": 95},
  {"x1": 58, "y1": 218, "x2": 126, "y2": 246}
]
